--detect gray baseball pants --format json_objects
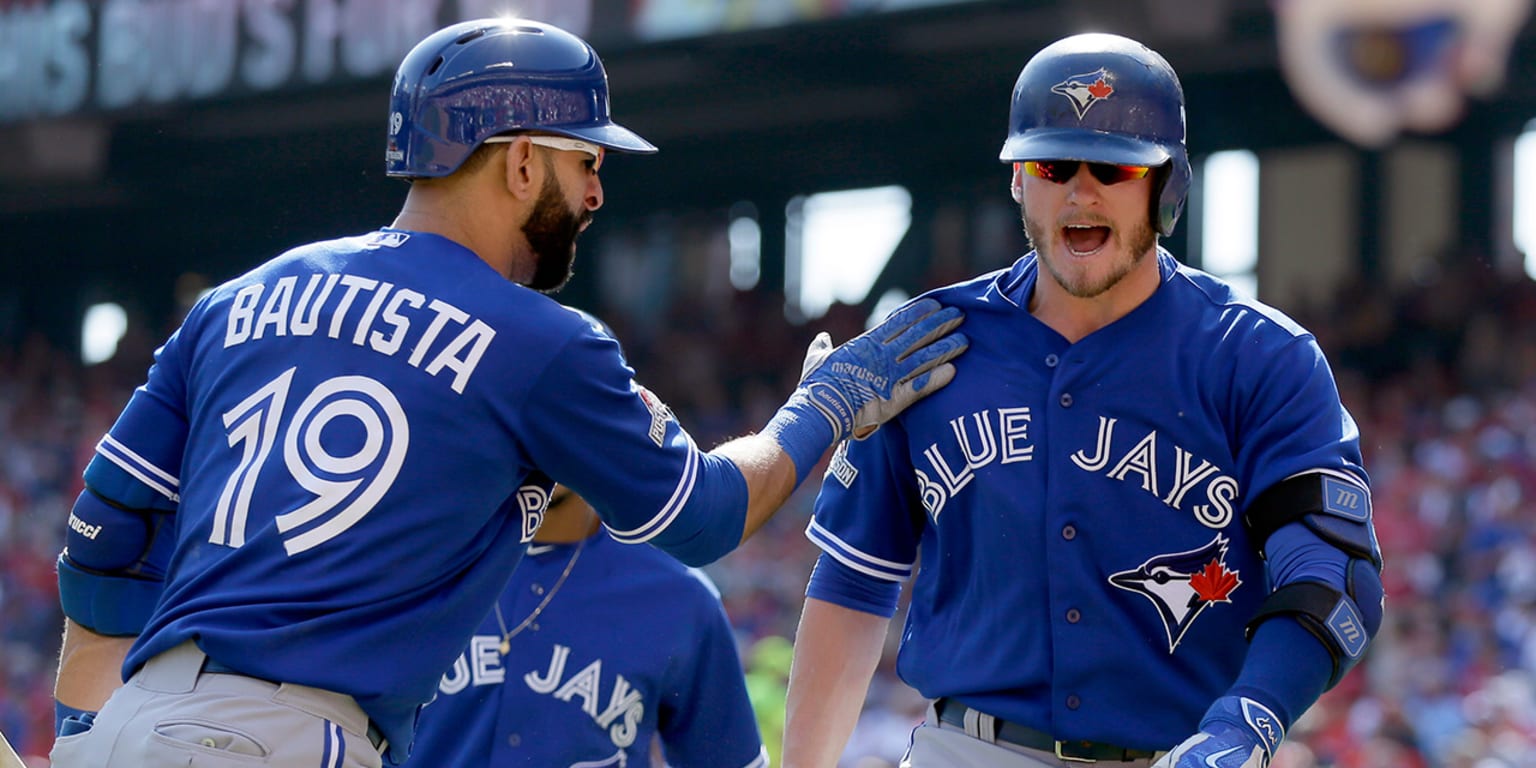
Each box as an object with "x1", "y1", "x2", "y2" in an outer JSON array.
[{"x1": 49, "y1": 640, "x2": 384, "y2": 768}]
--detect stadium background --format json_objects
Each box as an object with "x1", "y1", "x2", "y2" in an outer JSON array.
[{"x1": 4, "y1": 0, "x2": 1536, "y2": 765}]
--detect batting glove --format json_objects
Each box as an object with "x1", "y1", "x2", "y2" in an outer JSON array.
[
  {"x1": 801, "y1": 297, "x2": 966, "y2": 440},
  {"x1": 768, "y1": 298, "x2": 966, "y2": 479},
  {"x1": 1154, "y1": 696, "x2": 1284, "y2": 768},
  {"x1": 55, "y1": 701, "x2": 97, "y2": 737}
]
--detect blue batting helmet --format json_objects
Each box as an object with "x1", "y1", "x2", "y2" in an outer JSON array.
[
  {"x1": 386, "y1": 18, "x2": 657, "y2": 179},
  {"x1": 1000, "y1": 33, "x2": 1192, "y2": 235}
]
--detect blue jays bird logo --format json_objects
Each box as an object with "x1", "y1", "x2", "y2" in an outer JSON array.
[
  {"x1": 1050, "y1": 68, "x2": 1116, "y2": 119},
  {"x1": 1109, "y1": 534, "x2": 1241, "y2": 652}
]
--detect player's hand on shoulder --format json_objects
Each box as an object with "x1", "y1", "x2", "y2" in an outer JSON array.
[
  {"x1": 797, "y1": 298, "x2": 967, "y2": 441},
  {"x1": 1154, "y1": 695, "x2": 1283, "y2": 768}
]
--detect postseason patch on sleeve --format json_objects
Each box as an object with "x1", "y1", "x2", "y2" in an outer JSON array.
[
  {"x1": 634, "y1": 384, "x2": 675, "y2": 447},
  {"x1": 828, "y1": 441, "x2": 858, "y2": 488}
]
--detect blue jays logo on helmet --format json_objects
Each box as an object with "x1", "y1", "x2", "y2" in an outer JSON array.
[
  {"x1": 1000, "y1": 33, "x2": 1192, "y2": 235},
  {"x1": 1109, "y1": 534, "x2": 1242, "y2": 652},
  {"x1": 1050, "y1": 68, "x2": 1115, "y2": 119}
]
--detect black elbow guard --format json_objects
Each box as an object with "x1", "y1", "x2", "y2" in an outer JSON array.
[
  {"x1": 1243, "y1": 472, "x2": 1384, "y2": 688},
  {"x1": 1245, "y1": 566, "x2": 1383, "y2": 689},
  {"x1": 1244, "y1": 471, "x2": 1381, "y2": 568}
]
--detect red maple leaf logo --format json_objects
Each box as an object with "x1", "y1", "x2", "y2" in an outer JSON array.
[
  {"x1": 1088, "y1": 78, "x2": 1114, "y2": 99},
  {"x1": 1190, "y1": 559, "x2": 1240, "y2": 602}
]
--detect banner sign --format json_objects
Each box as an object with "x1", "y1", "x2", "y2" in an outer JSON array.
[
  {"x1": 0, "y1": 0, "x2": 977, "y2": 124},
  {"x1": 0, "y1": 0, "x2": 590, "y2": 123},
  {"x1": 630, "y1": 0, "x2": 977, "y2": 42}
]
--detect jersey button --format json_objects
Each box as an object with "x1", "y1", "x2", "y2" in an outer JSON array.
[
  {"x1": 532, "y1": 584, "x2": 545, "y2": 595},
  {"x1": 1066, "y1": 695, "x2": 1081, "y2": 710},
  {"x1": 1059, "y1": 393, "x2": 1073, "y2": 407},
  {"x1": 508, "y1": 733, "x2": 521, "y2": 747},
  {"x1": 1061, "y1": 524, "x2": 1077, "y2": 540},
  {"x1": 1066, "y1": 608, "x2": 1081, "y2": 623},
  {"x1": 1045, "y1": 354, "x2": 1059, "y2": 367}
]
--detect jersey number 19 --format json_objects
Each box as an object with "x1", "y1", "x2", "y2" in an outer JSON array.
[{"x1": 212, "y1": 367, "x2": 410, "y2": 555}]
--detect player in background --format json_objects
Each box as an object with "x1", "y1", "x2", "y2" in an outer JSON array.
[
  {"x1": 48, "y1": 18, "x2": 967, "y2": 768},
  {"x1": 409, "y1": 486, "x2": 767, "y2": 768},
  {"x1": 404, "y1": 310, "x2": 766, "y2": 768},
  {"x1": 782, "y1": 33, "x2": 1382, "y2": 768}
]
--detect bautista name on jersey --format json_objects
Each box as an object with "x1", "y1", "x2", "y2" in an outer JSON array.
[
  {"x1": 222, "y1": 266, "x2": 495, "y2": 395},
  {"x1": 77, "y1": 229, "x2": 752, "y2": 763}
]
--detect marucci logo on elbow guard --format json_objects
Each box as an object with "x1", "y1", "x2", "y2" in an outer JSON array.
[{"x1": 68, "y1": 513, "x2": 103, "y2": 540}]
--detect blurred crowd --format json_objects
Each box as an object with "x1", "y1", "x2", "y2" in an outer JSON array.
[{"x1": 5, "y1": 246, "x2": 1536, "y2": 768}]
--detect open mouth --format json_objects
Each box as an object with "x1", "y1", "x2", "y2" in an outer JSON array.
[{"x1": 1063, "y1": 224, "x2": 1111, "y2": 256}]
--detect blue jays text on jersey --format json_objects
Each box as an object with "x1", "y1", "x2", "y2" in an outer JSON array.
[
  {"x1": 81, "y1": 229, "x2": 750, "y2": 763},
  {"x1": 807, "y1": 249, "x2": 1370, "y2": 751},
  {"x1": 407, "y1": 531, "x2": 767, "y2": 768},
  {"x1": 896, "y1": 409, "x2": 1239, "y2": 529}
]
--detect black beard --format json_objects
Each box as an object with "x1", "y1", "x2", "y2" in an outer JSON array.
[{"x1": 523, "y1": 173, "x2": 589, "y2": 293}]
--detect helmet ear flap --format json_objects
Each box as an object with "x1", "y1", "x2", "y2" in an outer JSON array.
[
  {"x1": 1150, "y1": 163, "x2": 1170, "y2": 234},
  {"x1": 1155, "y1": 152, "x2": 1192, "y2": 236}
]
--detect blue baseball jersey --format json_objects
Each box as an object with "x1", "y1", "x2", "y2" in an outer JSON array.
[
  {"x1": 84, "y1": 230, "x2": 746, "y2": 763},
  {"x1": 406, "y1": 530, "x2": 767, "y2": 768},
  {"x1": 807, "y1": 250, "x2": 1369, "y2": 750}
]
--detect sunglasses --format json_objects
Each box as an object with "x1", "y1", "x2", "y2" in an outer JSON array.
[
  {"x1": 1021, "y1": 160, "x2": 1151, "y2": 185},
  {"x1": 484, "y1": 134, "x2": 605, "y2": 170}
]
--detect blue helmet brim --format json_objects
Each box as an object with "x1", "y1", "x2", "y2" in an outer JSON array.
[
  {"x1": 1000, "y1": 128, "x2": 1171, "y2": 167},
  {"x1": 558, "y1": 123, "x2": 658, "y2": 155}
]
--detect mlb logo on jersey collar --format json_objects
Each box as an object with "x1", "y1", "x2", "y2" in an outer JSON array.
[{"x1": 368, "y1": 231, "x2": 412, "y2": 248}]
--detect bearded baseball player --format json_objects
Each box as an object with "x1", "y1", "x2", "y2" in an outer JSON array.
[
  {"x1": 48, "y1": 18, "x2": 967, "y2": 768},
  {"x1": 783, "y1": 33, "x2": 1382, "y2": 768}
]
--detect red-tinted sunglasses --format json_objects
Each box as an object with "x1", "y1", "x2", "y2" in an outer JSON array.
[{"x1": 1021, "y1": 160, "x2": 1152, "y2": 185}]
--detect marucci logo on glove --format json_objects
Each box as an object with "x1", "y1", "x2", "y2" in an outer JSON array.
[
  {"x1": 826, "y1": 362, "x2": 888, "y2": 390},
  {"x1": 766, "y1": 297, "x2": 966, "y2": 480}
]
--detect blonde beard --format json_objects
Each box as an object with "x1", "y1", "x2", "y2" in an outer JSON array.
[{"x1": 1023, "y1": 209, "x2": 1158, "y2": 299}]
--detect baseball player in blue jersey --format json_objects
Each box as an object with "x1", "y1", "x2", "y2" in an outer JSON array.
[
  {"x1": 406, "y1": 311, "x2": 766, "y2": 768},
  {"x1": 47, "y1": 18, "x2": 967, "y2": 768},
  {"x1": 407, "y1": 482, "x2": 767, "y2": 768},
  {"x1": 783, "y1": 33, "x2": 1383, "y2": 768}
]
